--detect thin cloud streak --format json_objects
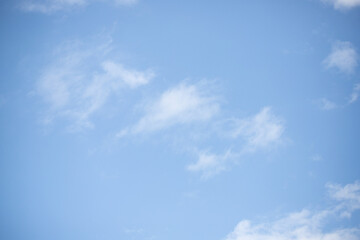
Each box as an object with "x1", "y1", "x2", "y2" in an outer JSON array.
[{"x1": 117, "y1": 82, "x2": 219, "y2": 136}]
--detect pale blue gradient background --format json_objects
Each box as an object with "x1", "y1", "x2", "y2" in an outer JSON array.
[{"x1": 1, "y1": 0, "x2": 360, "y2": 239}]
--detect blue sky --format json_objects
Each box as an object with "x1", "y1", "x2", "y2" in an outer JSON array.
[{"x1": 1, "y1": 0, "x2": 360, "y2": 239}]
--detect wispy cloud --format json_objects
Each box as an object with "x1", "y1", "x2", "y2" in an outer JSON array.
[
  {"x1": 230, "y1": 107, "x2": 285, "y2": 152},
  {"x1": 317, "y1": 83, "x2": 360, "y2": 111},
  {"x1": 117, "y1": 82, "x2": 219, "y2": 136},
  {"x1": 319, "y1": 98, "x2": 338, "y2": 110},
  {"x1": 327, "y1": 181, "x2": 360, "y2": 218},
  {"x1": 225, "y1": 181, "x2": 360, "y2": 240},
  {"x1": 20, "y1": 0, "x2": 137, "y2": 13},
  {"x1": 321, "y1": 0, "x2": 360, "y2": 10},
  {"x1": 187, "y1": 107, "x2": 285, "y2": 178},
  {"x1": 102, "y1": 61, "x2": 153, "y2": 88},
  {"x1": 37, "y1": 39, "x2": 154, "y2": 130},
  {"x1": 187, "y1": 150, "x2": 232, "y2": 180},
  {"x1": 323, "y1": 41, "x2": 358, "y2": 74},
  {"x1": 349, "y1": 83, "x2": 360, "y2": 104},
  {"x1": 117, "y1": 88, "x2": 284, "y2": 179}
]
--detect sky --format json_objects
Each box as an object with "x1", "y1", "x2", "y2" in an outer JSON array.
[{"x1": 0, "y1": 0, "x2": 360, "y2": 239}]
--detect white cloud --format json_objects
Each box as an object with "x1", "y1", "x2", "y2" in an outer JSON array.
[
  {"x1": 327, "y1": 181, "x2": 360, "y2": 217},
  {"x1": 102, "y1": 61, "x2": 153, "y2": 88},
  {"x1": 231, "y1": 107, "x2": 285, "y2": 151},
  {"x1": 118, "y1": 82, "x2": 219, "y2": 135},
  {"x1": 37, "y1": 40, "x2": 154, "y2": 130},
  {"x1": 21, "y1": 0, "x2": 137, "y2": 13},
  {"x1": 320, "y1": 98, "x2": 338, "y2": 110},
  {"x1": 349, "y1": 83, "x2": 360, "y2": 104},
  {"x1": 317, "y1": 84, "x2": 360, "y2": 110},
  {"x1": 322, "y1": 0, "x2": 360, "y2": 10},
  {"x1": 187, "y1": 107, "x2": 285, "y2": 178},
  {"x1": 324, "y1": 41, "x2": 358, "y2": 74},
  {"x1": 187, "y1": 150, "x2": 232, "y2": 179},
  {"x1": 225, "y1": 181, "x2": 360, "y2": 240}
]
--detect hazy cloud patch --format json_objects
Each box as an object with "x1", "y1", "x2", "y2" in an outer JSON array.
[
  {"x1": 324, "y1": 41, "x2": 358, "y2": 74},
  {"x1": 322, "y1": 0, "x2": 360, "y2": 10}
]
